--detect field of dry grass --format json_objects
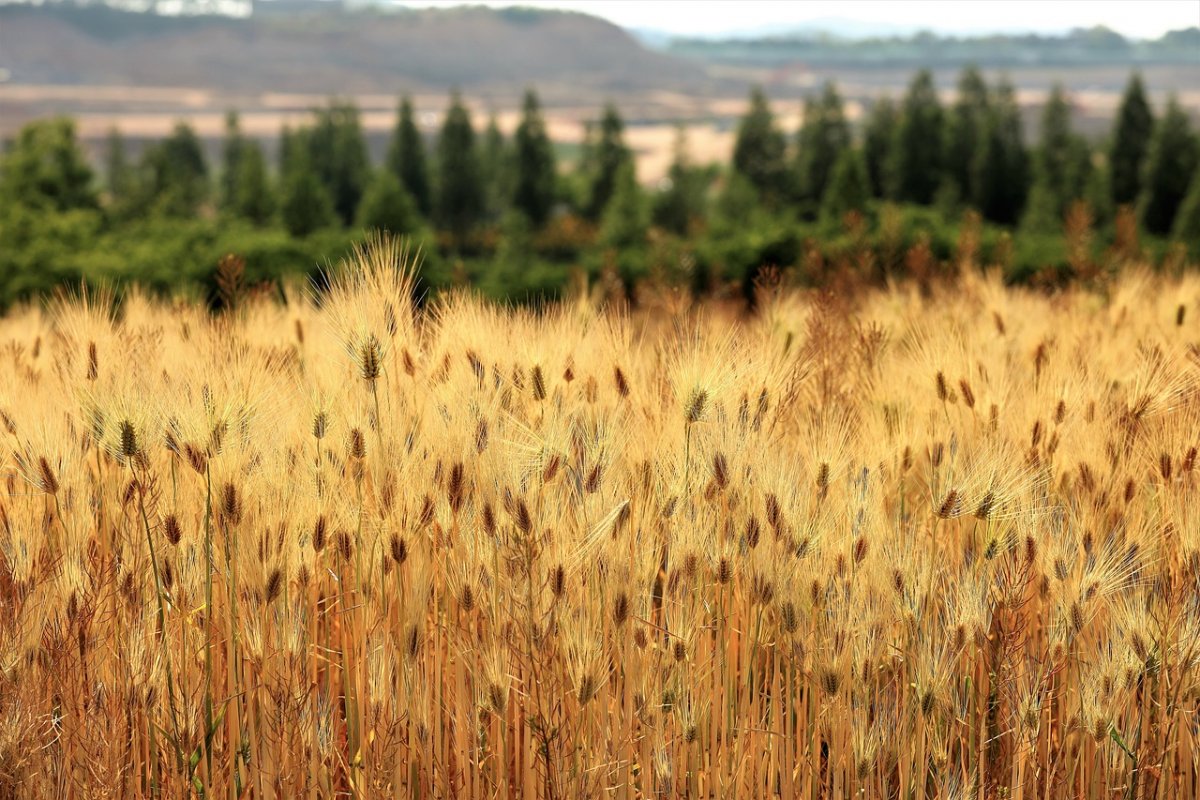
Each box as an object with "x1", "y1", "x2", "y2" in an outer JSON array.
[{"x1": 3, "y1": 238, "x2": 1200, "y2": 798}]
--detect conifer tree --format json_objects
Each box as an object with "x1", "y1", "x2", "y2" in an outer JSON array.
[
  {"x1": 142, "y1": 121, "x2": 209, "y2": 217},
  {"x1": 357, "y1": 170, "x2": 423, "y2": 235},
  {"x1": 1110, "y1": 72, "x2": 1154, "y2": 207},
  {"x1": 732, "y1": 87, "x2": 789, "y2": 205},
  {"x1": 511, "y1": 89, "x2": 557, "y2": 227},
  {"x1": 0, "y1": 117, "x2": 98, "y2": 212},
  {"x1": 232, "y1": 142, "x2": 274, "y2": 226},
  {"x1": 480, "y1": 114, "x2": 509, "y2": 220},
  {"x1": 1140, "y1": 96, "x2": 1199, "y2": 235},
  {"x1": 586, "y1": 103, "x2": 632, "y2": 220},
  {"x1": 308, "y1": 101, "x2": 369, "y2": 226},
  {"x1": 104, "y1": 127, "x2": 134, "y2": 208},
  {"x1": 888, "y1": 70, "x2": 945, "y2": 204},
  {"x1": 972, "y1": 78, "x2": 1028, "y2": 224},
  {"x1": 1172, "y1": 167, "x2": 1200, "y2": 246},
  {"x1": 947, "y1": 66, "x2": 991, "y2": 203},
  {"x1": 435, "y1": 91, "x2": 484, "y2": 244},
  {"x1": 652, "y1": 127, "x2": 707, "y2": 235},
  {"x1": 821, "y1": 147, "x2": 870, "y2": 223},
  {"x1": 220, "y1": 110, "x2": 247, "y2": 211},
  {"x1": 386, "y1": 96, "x2": 432, "y2": 216},
  {"x1": 795, "y1": 81, "x2": 851, "y2": 206},
  {"x1": 280, "y1": 153, "x2": 336, "y2": 237},
  {"x1": 863, "y1": 97, "x2": 897, "y2": 198}
]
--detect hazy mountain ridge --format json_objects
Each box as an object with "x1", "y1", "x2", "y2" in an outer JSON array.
[
  {"x1": 0, "y1": 2, "x2": 712, "y2": 95},
  {"x1": 666, "y1": 25, "x2": 1200, "y2": 67}
]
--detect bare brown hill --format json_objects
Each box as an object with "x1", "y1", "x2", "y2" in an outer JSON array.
[{"x1": 0, "y1": 4, "x2": 716, "y2": 98}]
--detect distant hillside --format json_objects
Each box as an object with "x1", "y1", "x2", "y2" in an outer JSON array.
[
  {"x1": 0, "y1": 3, "x2": 712, "y2": 96},
  {"x1": 668, "y1": 26, "x2": 1200, "y2": 68}
]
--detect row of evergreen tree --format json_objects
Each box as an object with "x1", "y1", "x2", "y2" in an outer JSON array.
[
  {"x1": 15, "y1": 67, "x2": 1200, "y2": 247},
  {"x1": 734, "y1": 69, "x2": 1198, "y2": 237}
]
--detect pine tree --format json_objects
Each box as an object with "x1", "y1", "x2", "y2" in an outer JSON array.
[
  {"x1": 280, "y1": 154, "x2": 336, "y2": 237},
  {"x1": 652, "y1": 127, "x2": 708, "y2": 235},
  {"x1": 946, "y1": 66, "x2": 991, "y2": 204},
  {"x1": 795, "y1": 81, "x2": 851, "y2": 207},
  {"x1": 863, "y1": 97, "x2": 897, "y2": 198},
  {"x1": 1109, "y1": 73, "x2": 1154, "y2": 207},
  {"x1": 511, "y1": 89, "x2": 557, "y2": 227},
  {"x1": 480, "y1": 115, "x2": 509, "y2": 220},
  {"x1": 586, "y1": 103, "x2": 632, "y2": 220},
  {"x1": 308, "y1": 101, "x2": 370, "y2": 226},
  {"x1": 888, "y1": 70, "x2": 945, "y2": 204},
  {"x1": 232, "y1": 142, "x2": 274, "y2": 225},
  {"x1": 1172, "y1": 167, "x2": 1200, "y2": 246},
  {"x1": 357, "y1": 170, "x2": 423, "y2": 235},
  {"x1": 972, "y1": 79, "x2": 1028, "y2": 224},
  {"x1": 435, "y1": 91, "x2": 484, "y2": 244},
  {"x1": 1033, "y1": 85, "x2": 1079, "y2": 220},
  {"x1": 1140, "y1": 96, "x2": 1200, "y2": 235},
  {"x1": 821, "y1": 147, "x2": 870, "y2": 223},
  {"x1": 600, "y1": 161, "x2": 647, "y2": 250},
  {"x1": 0, "y1": 118, "x2": 99, "y2": 212},
  {"x1": 104, "y1": 127, "x2": 134, "y2": 207},
  {"x1": 386, "y1": 96, "x2": 432, "y2": 216},
  {"x1": 220, "y1": 110, "x2": 246, "y2": 211},
  {"x1": 142, "y1": 121, "x2": 209, "y2": 217},
  {"x1": 732, "y1": 87, "x2": 789, "y2": 205}
]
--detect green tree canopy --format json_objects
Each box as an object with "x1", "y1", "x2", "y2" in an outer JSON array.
[
  {"x1": 307, "y1": 101, "x2": 370, "y2": 226},
  {"x1": 600, "y1": 161, "x2": 648, "y2": 250},
  {"x1": 230, "y1": 141, "x2": 274, "y2": 226},
  {"x1": 652, "y1": 127, "x2": 709, "y2": 235},
  {"x1": 1140, "y1": 96, "x2": 1199, "y2": 235},
  {"x1": 821, "y1": 147, "x2": 871, "y2": 223},
  {"x1": 435, "y1": 92, "x2": 484, "y2": 243},
  {"x1": 586, "y1": 103, "x2": 632, "y2": 220},
  {"x1": 947, "y1": 66, "x2": 991, "y2": 204},
  {"x1": 357, "y1": 170, "x2": 423, "y2": 236},
  {"x1": 479, "y1": 114, "x2": 510, "y2": 220},
  {"x1": 1110, "y1": 72, "x2": 1154, "y2": 207},
  {"x1": 1172, "y1": 166, "x2": 1200, "y2": 247},
  {"x1": 511, "y1": 89, "x2": 557, "y2": 227},
  {"x1": 0, "y1": 117, "x2": 98, "y2": 212},
  {"x1": 732, "y1": 87, "x2": 790, "y2": 205},
  {"x1": 220, "y1": 110, "x2": 247, "y2": 212},
  {"x1": 386, "y1": 96, "x2": 432, "y2": 216},
  {"x1": 280, "y1": 153, "x2": 336, "y2": 237},
  {"x1": 795, "y1": 81, "x2": 851, "y2": 207},
  {"x1": 140, "y1": 121, "x2": 209, "y2": 217},
  {"x1": 888, "y1": 70, "x2": 945, "y2": 204},
  {"x1": 972, "y1": 79, "x2": 1029, "y2": 225},
  {"x1": 863, "y1": 97, "x2": 897, "y2": 198},
  {"x1": 104, "y1": 127, "x2": 135, "y2": 208}
]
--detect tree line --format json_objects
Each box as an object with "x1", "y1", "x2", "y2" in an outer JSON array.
[{"x1": 1, "y1": 67, "x2": 1199, "y2": 306}]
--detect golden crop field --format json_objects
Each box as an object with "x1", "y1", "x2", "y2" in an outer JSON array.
[{"x1": 2, "y1": 237, "x2": 1200, "y2": 799}]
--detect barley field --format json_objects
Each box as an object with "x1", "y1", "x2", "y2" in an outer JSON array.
[{"x1": 2, "y1": 238, "x2": 1200, "y2": 799}]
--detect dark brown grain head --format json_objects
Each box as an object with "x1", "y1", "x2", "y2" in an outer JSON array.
[
  {"x1": 312, "y1": 515, "x2": 327, "y2": 553},
  {"x1": 389, "y1": 533, "x2": 407, "y2": 565},
  {"x1": 447, "y1": 462, "x2": 466, "y2": 513},
  {"x1": 163, "y1": 515, "x2": 183, "y2": 546},
  {"x1": 348, "y1": 428, "x2": 366, "y2": 460},
  {"x1": 937, "y1": 489, "x2": 961, "y2": 519},
  {"x1": 613, "y1": 365, "x2": 630, "y2": 398},
  {"x1": 531, "y1": 365, "x2": 546, "y2": 401},
  {"x1": 712, "y1": 453, "x2": 729, "y2": 490},
  {"x1": 36, "y1": 457, "x2": 59, "y2": 495},
  {"x1": 265, "y1": 568, "x2": 283, "y2": 604}
]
